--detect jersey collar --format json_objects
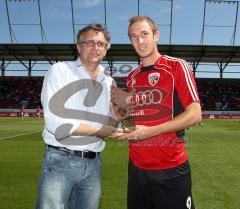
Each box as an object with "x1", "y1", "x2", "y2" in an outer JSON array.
[{"x1": 140, "y1": 55, "x2": 162, "y2": 72}]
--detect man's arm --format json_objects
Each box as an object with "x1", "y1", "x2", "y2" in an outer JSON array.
[
  {"x1": 118, "y1": 102, "x2": 202, "y2": 140},
  {"x1": 73, "y1": 123, "x2": 124, "y2": 139}
]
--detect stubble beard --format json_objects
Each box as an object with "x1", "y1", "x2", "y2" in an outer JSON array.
[{"x1": 138, "y1": 48, "x2": 155, "y2": 61}]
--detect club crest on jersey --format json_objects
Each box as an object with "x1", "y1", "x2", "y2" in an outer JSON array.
[{"x1": 148, "y1": 73, "x2": 160, "y2": 86}]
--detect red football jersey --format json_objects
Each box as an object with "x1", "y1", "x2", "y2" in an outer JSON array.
[
  {"x1": 127, "y1": 55, "x2": 200, "y2": 170},
  {"x1": 20, "y1": 106, "x2": 24, "y2": 113},
  {"x1": 36, "y1": 107, "x2": 41, "y2": 114}
]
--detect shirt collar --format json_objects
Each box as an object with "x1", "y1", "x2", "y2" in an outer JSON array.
[
  {"x1": 75, "y1": 58, "x2": 105, "y2": 80},
  {"x1": 75, "y1": 58, "x2": 82, "y2": 68}
]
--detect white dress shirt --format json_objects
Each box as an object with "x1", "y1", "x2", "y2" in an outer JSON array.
[{"x1": 41, "y1": 59, "x2": 113, "y2": 152}]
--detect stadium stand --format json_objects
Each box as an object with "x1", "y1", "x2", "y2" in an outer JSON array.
[
  {"x1": 0, "y1": 76, "x2": 43, "y2": 109},
  {"x1": 0, "y1": 76, "x2": 239, "y2": 111},
  {"x1": 196, "y1": 78, "x2": 240, "y2": 111}
]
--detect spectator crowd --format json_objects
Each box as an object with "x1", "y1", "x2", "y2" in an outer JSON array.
[{"x1": 0, "y1": 77, "x2": 239, "y2": 111}]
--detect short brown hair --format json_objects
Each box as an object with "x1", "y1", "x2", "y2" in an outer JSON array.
[
  {"x1": 77, "y1": 23, "x2": 110, "y2": 43},
  {"x1": 128, "y1": 16, "x2": 158, "y2": 36}
]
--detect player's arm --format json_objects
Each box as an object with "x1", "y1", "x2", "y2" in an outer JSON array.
[
  {"x1": 151, "y1": 102, "x2": 202, "y2": 135},
  {"x1": 150, "y1": 59, "x2": 202, "y2": 136},
  {"x1": 118, "y1": 102, "x2": 202, "y2": 140}
]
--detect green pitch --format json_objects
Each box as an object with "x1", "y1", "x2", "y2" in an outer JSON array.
[{"x1": 0, "y1": 117, "x2": 239, "y2": 209}]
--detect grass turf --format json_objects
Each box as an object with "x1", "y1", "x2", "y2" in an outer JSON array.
[{"x1": 0, "y1": 117, "x2": 239, "y2": 209}]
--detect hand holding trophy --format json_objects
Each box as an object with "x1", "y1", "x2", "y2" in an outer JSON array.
[{"x1": 110, "y1": 85, "x2": 134, "y2": 130}]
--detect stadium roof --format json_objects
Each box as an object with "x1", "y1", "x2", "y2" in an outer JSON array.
[{"x1": 1, "y1": 44, "x2": 240, "y2": 64}]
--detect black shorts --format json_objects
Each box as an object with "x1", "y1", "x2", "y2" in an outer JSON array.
[{"x1": 127, "y1": 160, "x2": 195, "y2": 209}]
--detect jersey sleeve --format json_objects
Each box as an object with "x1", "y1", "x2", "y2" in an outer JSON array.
[{"x1": 175, "y1": 59, "x2": 200, "y2": 108}]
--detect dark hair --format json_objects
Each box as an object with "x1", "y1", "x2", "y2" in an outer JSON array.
[{"x1": 77, "y1": 23, "x2": 110, "y2": 43}]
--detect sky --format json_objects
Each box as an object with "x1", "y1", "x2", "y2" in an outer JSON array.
[{"x1": 0, "y1": 0, "x2": 240, "y2": 78}]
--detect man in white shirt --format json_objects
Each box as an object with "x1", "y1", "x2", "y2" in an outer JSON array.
[{"x1": 36, "y1": 24, "x2": 123, "y2": 209}]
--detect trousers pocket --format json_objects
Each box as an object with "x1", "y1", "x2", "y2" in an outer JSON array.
[{"x1": 46, "y1": 149, "x2": 68, "y2": 166}]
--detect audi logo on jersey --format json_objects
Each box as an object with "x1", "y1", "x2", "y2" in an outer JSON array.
[
  {"x1": 130, "y1": 86, "x2": 172, "y2": 124},
  {"x1": 134, "y1": 89, "x2": 163, "y2": 106}
]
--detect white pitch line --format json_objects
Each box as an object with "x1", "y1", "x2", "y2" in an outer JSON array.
[{"x1": 0, "y1": 130, "x2": 42, "y2": 141}]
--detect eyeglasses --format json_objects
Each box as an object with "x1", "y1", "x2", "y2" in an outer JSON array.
[{"x1": 79, "y1": 40, "x2": 108, "y2": 48}]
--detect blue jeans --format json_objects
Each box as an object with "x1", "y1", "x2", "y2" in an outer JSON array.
[{"x1": 35, "y1": 146, "x2": 102, "y2": 209}]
